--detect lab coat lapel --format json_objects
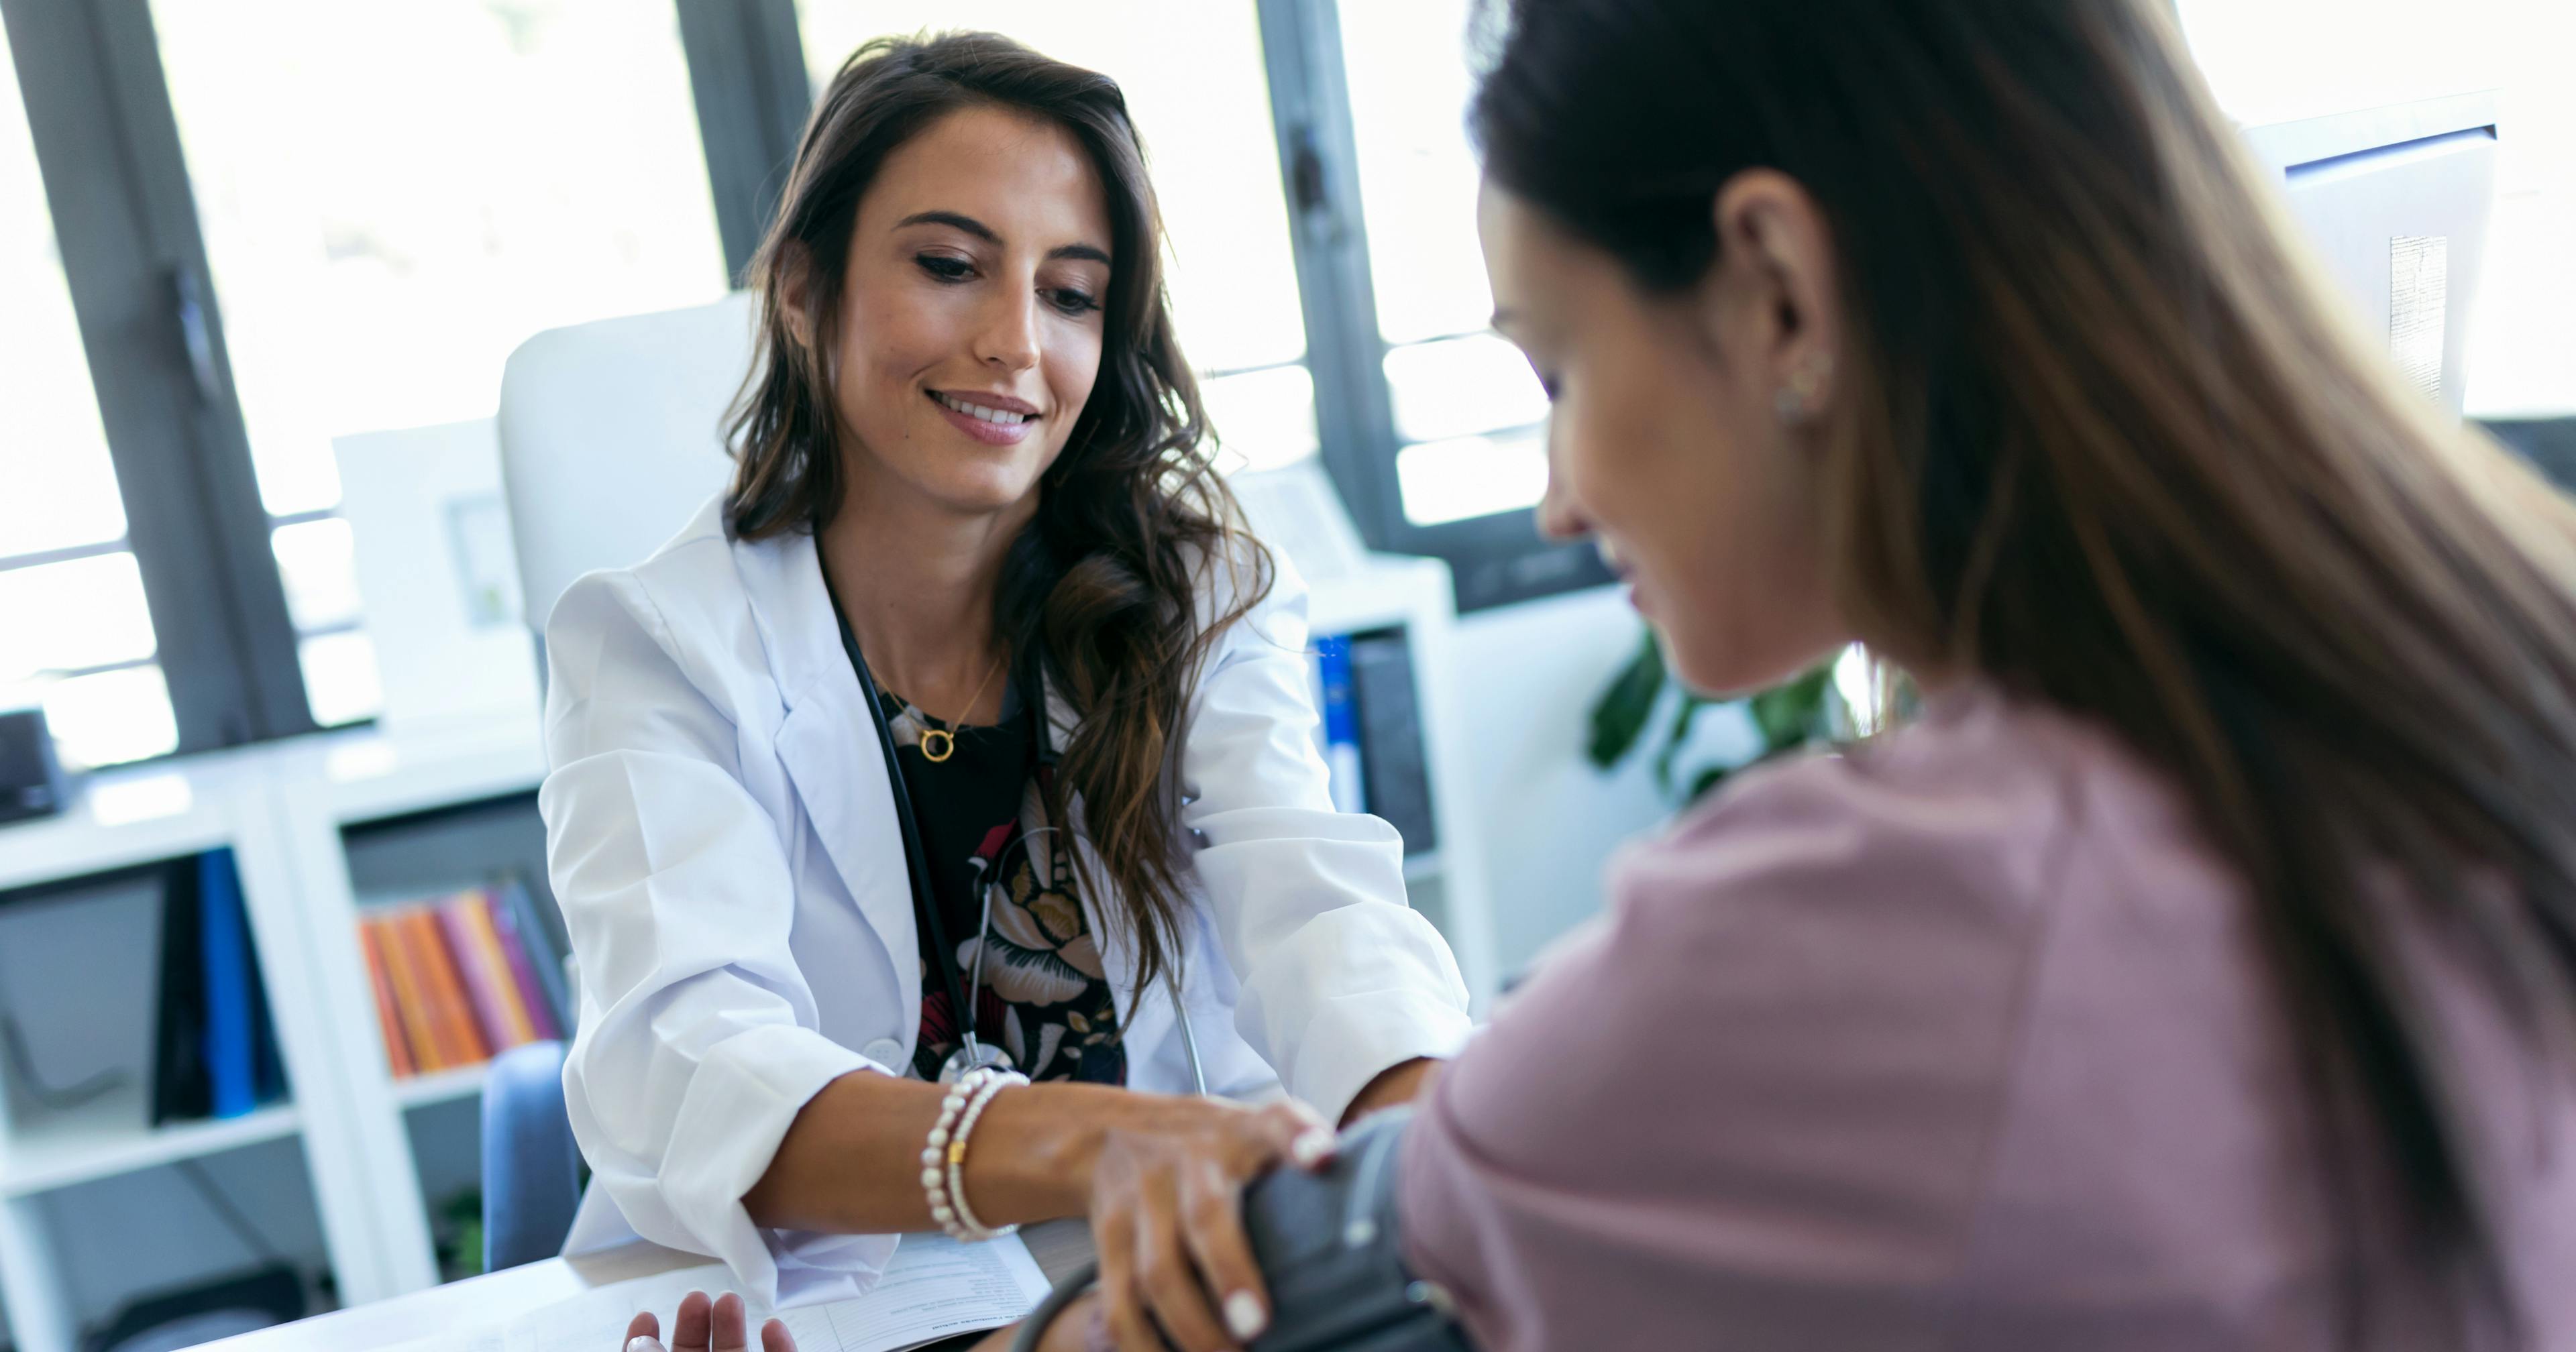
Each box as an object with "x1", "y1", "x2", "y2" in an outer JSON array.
[{"x1": 737, "y1": 527, "x2": 922, "y2": 1033}]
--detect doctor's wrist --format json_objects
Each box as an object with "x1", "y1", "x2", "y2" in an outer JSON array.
[{"x1": 969, "y1": 1081, "x2": 1125, "y2": 1217}]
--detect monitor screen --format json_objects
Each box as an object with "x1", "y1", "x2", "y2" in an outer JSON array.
[{"x1": 2242, "y1": 92, "x2": 2500, "y2": 420}]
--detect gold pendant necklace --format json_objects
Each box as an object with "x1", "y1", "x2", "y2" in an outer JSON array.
[{"x1": 915, "y1": 653, "x2": 1004, "y2": 765}]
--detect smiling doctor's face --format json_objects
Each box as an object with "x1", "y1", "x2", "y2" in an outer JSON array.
[{"x1": 791, "y1": 103, "x2": 1113, "y2": 520}]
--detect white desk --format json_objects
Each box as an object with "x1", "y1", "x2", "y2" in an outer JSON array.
[{"x1": 191, "y1": 1221, "x2": 1096, "y2": 1352}]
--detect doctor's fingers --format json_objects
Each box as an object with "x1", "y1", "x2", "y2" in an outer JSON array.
[
  {"x1": 1133, "y1": 1164, "x2": 1238, "y2": 1352},
  {"x1": 1088, "y1": 1201, "x2": 1161, "y2": 1352},
  {"x1": 1177, "y1": 1151, "x2": 1271, "y2": 1346},
  {"x1": 1263, "y1": 1099, "x2": 1337, "y2": 1172}
]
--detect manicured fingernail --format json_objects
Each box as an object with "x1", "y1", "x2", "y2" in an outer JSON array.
[
  {"x1": 627, "y1": 1338, "x2": 663, "y2": 1352},
  {"x1": 1292, "y1": 1127, "x2": 1335, "y2": 1168},
  {"x1": 1226, "y1": 1289, "x2": 1268, "y2": 1341}
]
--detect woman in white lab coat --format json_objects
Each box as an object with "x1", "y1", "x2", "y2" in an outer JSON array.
[{"x1": 538, "y1": 30, "x2": 1470, "y2": 1349}]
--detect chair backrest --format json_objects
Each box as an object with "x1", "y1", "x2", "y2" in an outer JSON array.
[
  {"x1": 496, "y1": 292, "x2": 761, "y2": 633},
  {"x1": 480, "y1": 1038, "x2": 580, "y2": 1271}
]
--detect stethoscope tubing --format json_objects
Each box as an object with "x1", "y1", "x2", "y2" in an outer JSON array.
[{"x1": 820, "y1": 557, "x2": 1207, "y2": 1095}]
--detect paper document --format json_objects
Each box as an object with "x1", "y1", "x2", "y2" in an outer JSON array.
[{"x1": 503, "y1": 1233, "x2": 1051, "y2": 1352}]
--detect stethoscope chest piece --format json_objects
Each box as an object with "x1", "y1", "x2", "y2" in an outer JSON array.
[{"x1": 938, "y1": 1039, "x2": 1014, "y2": 1084}]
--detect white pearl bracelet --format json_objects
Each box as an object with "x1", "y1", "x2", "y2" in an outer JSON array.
[{"x1": 920, "y1": 1067, "x2": 1028, "y2": 1242}]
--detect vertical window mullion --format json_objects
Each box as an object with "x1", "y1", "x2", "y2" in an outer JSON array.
[
  {"x1": 3, "y1": 0, "x2": 311, "y2": 751},
  {"x1": 1256, "y1": 0, "x2": 1405, "y2": 552},
  {"x1": 676, "y1": 0, "x2": 814, "y2": 286},
  {"x1": 1255, "y1": 0, "x2": 1610, "y2": 612}
]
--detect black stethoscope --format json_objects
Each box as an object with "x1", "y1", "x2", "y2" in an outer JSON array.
[
  {"x1": 819, "y1": 555, "x2": 1210, "y2": 1093},
  {"x1": 821, "y1": 561, "x2": 1044, "y2": 1084}
]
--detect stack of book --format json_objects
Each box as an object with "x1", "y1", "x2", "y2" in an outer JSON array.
[
  {"x1": 150, "y1": 850, "x2": 289, "y2": 1125},
  {"x1": 356, "y1": 882, "x2": 568, "y2": 1078},
  {"x1": 1307, "y1": 630, "x2": 1440, "y2": 856}
]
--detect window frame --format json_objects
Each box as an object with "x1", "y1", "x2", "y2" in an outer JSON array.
[
  {"x1": 1254, "y1": 0, "x2": 1611, "y2": 612},
  {"x1": 676, "y1": 0, "x2": 810, "y2": 283},
  {"x1": 3, "y1": 0, "x2": 312, "y2": 753},
  {"x1": 1, "y1": 0, "x2": 798, "y2": 763},
  {"x1": 1, "y1": 0, "x2": 1591, "y2": 775}
]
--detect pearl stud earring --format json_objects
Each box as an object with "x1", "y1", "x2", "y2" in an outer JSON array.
[{"x1": 1774, "y1": 357, "x2": 1833, "y2": 426}]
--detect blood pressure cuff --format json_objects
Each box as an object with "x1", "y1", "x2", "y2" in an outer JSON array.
[{"x1": 1012, "y1": 1109, "x2": 1474, "y2": 1351}]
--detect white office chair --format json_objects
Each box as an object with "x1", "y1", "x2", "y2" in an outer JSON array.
[{"x1": 496, "y1": 291, "x2": 762, "y2": 634}]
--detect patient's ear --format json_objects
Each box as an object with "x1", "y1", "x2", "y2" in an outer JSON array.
[{"x1": 1704, "y1": 169, "x2": 1844, "y2": 419}]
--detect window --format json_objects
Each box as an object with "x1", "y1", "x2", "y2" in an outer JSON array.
[
  {"x1": 11, "y1": 0, "x2": 1634, "y2": 779},
  {"x1": 795, "y1": 0, "x2": 1320, "y2": 474},
  {"x1": 1254, "y1": 0, "x2": 1604, "y2": 609},
  {"x1": 2176, "y1": 0, "x2": 2576, "y2": 416},
  {"x1": 1338, "y1": 0, "x2": 1550, "y2": 528},
  {"x1": 150, "y1": 0, "x2": 733, "y2": 728},
  {"x1": 0, "y1": 21, "x2": 178, "y2": 769}
]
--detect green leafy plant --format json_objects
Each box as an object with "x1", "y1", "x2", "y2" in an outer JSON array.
[
  {"x1": 1587, "y1": 628, "x2": 1840, "y2": 802},
  {"x1": 436, "y1": 1186, "x2": 485, "y2": 1280}
]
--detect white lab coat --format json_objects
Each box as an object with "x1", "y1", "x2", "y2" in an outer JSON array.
[{"x1": 537, "y1": 495, "x2": 1473, "y2": 1306}]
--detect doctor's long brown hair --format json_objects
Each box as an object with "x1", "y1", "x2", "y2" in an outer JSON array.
[
  {"x1": 727, "y1": 32, "x2": 1271, "y2": 995},
  {"x1": 1477, "y1": 0, "x2": 2576, "y2": 1343}
]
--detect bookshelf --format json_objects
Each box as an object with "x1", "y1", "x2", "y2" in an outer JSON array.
[
  {"x1": 0, "y1": 1090, "x2": 302, "y2": 1200},
  {"x1": 0, "y1": 748, "x2": 390, "y2": 1352},
  {"x1": 0, "y1": 553, "x2": 1492, "y2": 1352},
  {"x1": 390, "y1": 1064, "x2": 493, "y2": 1113},
  {"x1": 1303, "y1": 555, "x2": 1499, "y2": 1008}
]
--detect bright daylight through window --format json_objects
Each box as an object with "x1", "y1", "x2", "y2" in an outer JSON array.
[
  {"x1": 150, "y1": 0, "x2": 732, "y2": 730},
  {"x1": 1340, "y1": 0, "x2": 1550, "y2": 528},
  {"x1": 0, "y1": 21, "x2": 178, "y2": 769}
]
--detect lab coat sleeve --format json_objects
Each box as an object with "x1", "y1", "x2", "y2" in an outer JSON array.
[
  {"x1": 539, "y1": 567, "x2": 892, "y2": 1307},
  {"x1": 1181, "y1": 553, "x2": 1475, "y2": 1124}
]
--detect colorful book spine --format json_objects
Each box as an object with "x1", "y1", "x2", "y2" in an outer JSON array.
[
  {"x1": 437, "y1": 892, "x2": 530, "y2": 1054},
  {"x1": 400, "y1": 907, "x2": 491, "y2": 1068},
  {"x1": 1348, "y1": 631, "x2": 1439, "y2": 856},
  {"x1": 150, "y1": 854, "x2": 211, "y2": 1125},
  {"x1": 198, "y1": 850, "x2": 258, "y2": 1119},
  {"x1": 372, "y1": 911, "x2": 449, "y2": 1073},
  {"x1": 494, "y1": 879, "x2": 572, "y2": 1039},
  {"x1": 1313, "y1": 635, "x2": 1367, "y2": 813},
  {"x1": 358, "y1": 918, "x2": 417, "y2": 1078},
  {"x1": 483, "y1": 886, "x2": 563, "y2": 1041}
]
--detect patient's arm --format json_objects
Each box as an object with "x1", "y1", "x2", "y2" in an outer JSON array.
[
  {"x1": 1339, "y1": 1058, "x2": 1442, "y2": 1127},
  {"x1": 1008, "y1": 1110, "x2": 1472, "y2": 1352}
]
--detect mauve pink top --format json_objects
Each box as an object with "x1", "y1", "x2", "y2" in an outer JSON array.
[{"x1": 1399, "y1": 686, "x2": 2576, "y2": 1350}]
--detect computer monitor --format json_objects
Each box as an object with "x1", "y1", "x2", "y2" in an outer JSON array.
[{"x1": 2240, "y1": 91, "x2": 2500, "y2": 421}]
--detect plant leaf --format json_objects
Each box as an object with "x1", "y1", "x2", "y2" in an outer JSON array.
[
  {"x1": 1652, "y1": 693, "x2": 1710, "y2": 793},
  {"x1": 1748, "y1": 663, "x2": 1832, "y2": 752},
  {"x1": 1688, "y1": 764, "x2": 1731, "y2": 801},
  {"x1": 1586, "y1": 627, "x2": 1666, "y2": 769}
]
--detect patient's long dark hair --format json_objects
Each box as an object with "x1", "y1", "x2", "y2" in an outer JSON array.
[
  {"x1": 727, "y1": 32, "x2": 1271, "y2": 995},
  {"x1": 1476, "y1": 0, "x2": 2576, "y2": 1345}
]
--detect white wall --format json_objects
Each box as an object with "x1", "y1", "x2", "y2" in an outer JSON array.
[{"x1": 1441, "y1": 585, "x2": 1673, "y2": 978}]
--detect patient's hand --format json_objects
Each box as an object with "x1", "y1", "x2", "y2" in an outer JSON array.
[{"x1": 622, "y1": 1290, "x2": 794, "y2": 1352}]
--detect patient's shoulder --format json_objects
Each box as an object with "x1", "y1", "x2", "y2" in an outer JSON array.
[{"x1": 1619, "y1": 683, "x2": 2210, "y2": 932}]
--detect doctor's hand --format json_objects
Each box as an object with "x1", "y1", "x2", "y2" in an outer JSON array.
[
  {"x1": 622, "y1": 1290, "x2": 795, "y2": 1352},
  {"x1": 1083, "y1": 1096, "x2": 1334, "y2": 1352}
]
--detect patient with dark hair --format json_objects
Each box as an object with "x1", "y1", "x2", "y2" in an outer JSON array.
[{"x1": 627, "y1": 0, "x2": 2576, "y2": 1348}]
